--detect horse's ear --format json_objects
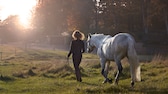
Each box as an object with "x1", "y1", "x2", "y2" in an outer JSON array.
[{"x1": 88, "y1": 33, "x2": 92, "y2": 38}]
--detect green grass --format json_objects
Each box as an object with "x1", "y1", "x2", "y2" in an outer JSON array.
[{"x1": 0, "y1": 45, "x2": 168, "y2": 94}]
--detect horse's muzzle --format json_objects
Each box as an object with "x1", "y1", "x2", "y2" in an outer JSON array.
[
  {"x1": 87, "y1": 47, "x2": 94, "y2": 53},
  {"x1": 87, "y1": 48, "x2": 92, "y2": 53}
]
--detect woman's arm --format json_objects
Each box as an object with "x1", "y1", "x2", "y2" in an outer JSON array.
[
  {"x1": 67, "y1": 41, "x2": 73, "y2": 57},
  {"x1": 82, "y1": 41, "x2": 85, "y2": 53}
]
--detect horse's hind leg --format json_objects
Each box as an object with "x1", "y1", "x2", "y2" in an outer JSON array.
[
  {"x1": 104, "y1": 61, "x2": 112, "y2": 83},
  {"x1": 114, "y1": 59, "x2": 123, "y2": 85},
  {"x1": 100, "y1": 59, "x2": 111, "y2": 83}
]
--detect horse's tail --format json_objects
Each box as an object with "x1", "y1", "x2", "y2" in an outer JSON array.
[{"x1": 127, "y1": 37, "x2": 141, "y2": 82}]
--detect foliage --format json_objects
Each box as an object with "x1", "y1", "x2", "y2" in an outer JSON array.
[
  {"x1": 32, "y1": 0, "x2": 95, "y2": 35},
  {"x1": 0, "y1": 15, "x2": 25, "y2": 42},
  {"x1": 0, "y1": 0, "x2": 168, "y2": 47}
]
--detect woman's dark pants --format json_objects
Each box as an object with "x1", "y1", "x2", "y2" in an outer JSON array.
[{"x1": 73, "y1": 55, "x2": 82, "y2": 82}]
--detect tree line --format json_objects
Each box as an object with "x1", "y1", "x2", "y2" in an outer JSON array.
[
  {"x1": 0, "y1": 0, "x2": 168, "y2": 44},
  {"x1": 33, "y1": 0, "x2": 168, "y2": 34}
]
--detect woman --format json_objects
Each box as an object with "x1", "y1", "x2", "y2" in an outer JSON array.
[{"x1": 67, "y1": 30, "x2": 85, "y2": 82}]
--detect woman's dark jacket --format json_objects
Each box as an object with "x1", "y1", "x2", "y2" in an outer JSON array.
[{"x1": 68, "y1": 40, "x2": 85, "y2": 58}]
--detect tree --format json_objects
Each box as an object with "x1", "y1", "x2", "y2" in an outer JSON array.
[
  {"x1": 141, "y1": 0, "x2": 150, "y2": 34},
  {"x1": 150, "y1": 0, "x2": 168, "y2": 35},
  {"x1": 97, "y1": 0, "x2": 142, "y2": 35},
  {"x1": 63, "y1": 0, "x2": 95, "y2": 33},
  {"x1": 32, "y1": 0, "x2": 95, "y2": 36},
  {"x1": 0, "y1": 15, "x2": 24, "y2": 42}
]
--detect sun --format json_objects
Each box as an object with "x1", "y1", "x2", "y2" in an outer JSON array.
[{"x1": 0, "y1": 0, "x2": 37, "y2": 28}]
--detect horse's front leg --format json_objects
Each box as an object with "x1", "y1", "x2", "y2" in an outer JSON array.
[
  {"x1": 114, "y1": 59, "x2": 123, "y2": 85},
  {"x1": 100, "y1": 59, "x2": 111, "y2": 83}
]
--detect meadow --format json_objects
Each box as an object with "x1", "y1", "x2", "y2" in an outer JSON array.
[{"x1": 0, "y1": 45, "x2": 168, "y2": 94}]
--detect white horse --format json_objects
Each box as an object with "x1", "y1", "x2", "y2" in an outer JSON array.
[{"x1": 87, "y1": 33, "x2": 141, "y2": 87}]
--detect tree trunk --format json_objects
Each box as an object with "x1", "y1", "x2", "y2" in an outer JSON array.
[
  {"x1": 164, "y1": 8, "x2": 168, "y2": 35},
  {"x1": 128, "y1": 14, "x2": 134, "y2": 32},
  {"x1": 142, "y1": 0, "x2": 148, "y2": 34}
]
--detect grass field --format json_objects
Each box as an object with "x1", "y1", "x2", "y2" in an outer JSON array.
[{"x1": 0, "y1": 45, "x2": 168, "y2": 94}]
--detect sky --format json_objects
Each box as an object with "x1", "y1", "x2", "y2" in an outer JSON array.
[{"x1": 0, "y1": 0, "x2": 37, "y2": 27}]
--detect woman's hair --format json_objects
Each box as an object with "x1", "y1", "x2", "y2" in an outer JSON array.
[{"x1": 72, "y1": 30, "x2": 85, "y2": 40}]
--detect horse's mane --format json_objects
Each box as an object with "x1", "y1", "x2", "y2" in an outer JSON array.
[
  {"x1": 92, "y1": 33, "x2": 111, "y2": 40},
  {"x1": 92, "y1": 33, "x2": 106, "y2": 37}
]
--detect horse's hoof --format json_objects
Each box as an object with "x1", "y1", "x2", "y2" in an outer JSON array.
[
  {"x1": 131, "y1": 81, "x2": 134, "y2": 87},
  {"x1": 102, "y1": 78, "x2": 113, "y2": 84},
  {"x1": 108, "y1": 79, "x2": 112, "y2": 84},
  {"x1": 112, "y1": 80, "x2": 118, "y2": 86},
  {"x1": 102, "y1": 80, "x2": 107, "y2": 84},
  {"x1": 102, "y1": 81, "x2": 106, "y2": 84},
  {"x1": 114, "y1": 79, "x2": 119, "y2": 85}
]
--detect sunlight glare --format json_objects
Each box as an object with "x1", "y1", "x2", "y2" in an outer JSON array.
[{"x1": 0, "y1": 0, "x2": 37, "y2": 28}]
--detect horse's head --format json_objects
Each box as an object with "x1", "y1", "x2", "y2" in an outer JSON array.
[{"x1": 87, "y1": 33, "x2": 95, "y2": 53}]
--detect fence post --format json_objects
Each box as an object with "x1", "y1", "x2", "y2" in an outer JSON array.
[{"x1": 0, "y1": 52, "x2": 2, "y2": 61}]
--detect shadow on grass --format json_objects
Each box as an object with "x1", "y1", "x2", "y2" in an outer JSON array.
[
  {"x1": 47, "y1": 64, "x2": 74, "y2": 74},
  {"x1": 13, "y1": 69, "x2": 36, "y2": 78},
  {"x1": 0, "y1": 75, "x2": 15, "y2": 82}
]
